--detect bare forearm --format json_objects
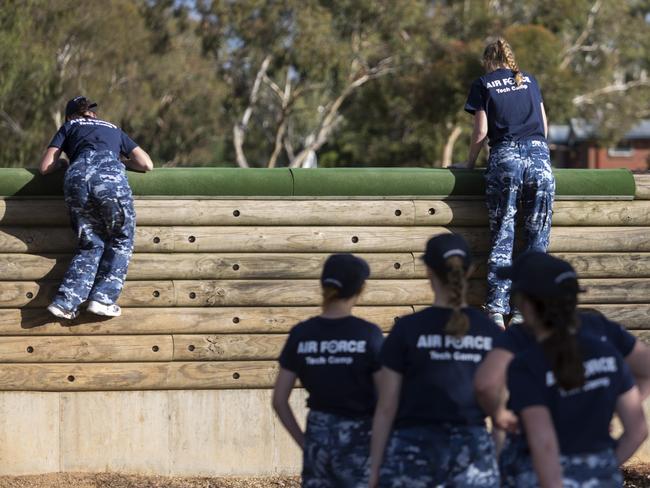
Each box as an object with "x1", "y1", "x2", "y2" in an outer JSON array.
[
  {"x1": 370, "y1": 409, "x2": 396, "y2": 480},
  {"x1": 467, "y1": 136, "x2": 486, "y2": 167},
  {"x1": 616, "y1": 431, "x2": 646, "y2": 465},
  {"x1": 529, "y1": 442, "x2": 562, "y2": 487},
  {"x1": 273, "y1": 401, "x2": 304, "y2": 449}
]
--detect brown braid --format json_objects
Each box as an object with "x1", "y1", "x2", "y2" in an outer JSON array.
[
  {"x1": 443, "y1": 256, "x2": 470, "y2": 337},
  {"x1": 530, "y1": 292, "x2": 585, "y2": 390},
  {"x1": 483, "y1": 37, "x2": 523, "y2": 86}
]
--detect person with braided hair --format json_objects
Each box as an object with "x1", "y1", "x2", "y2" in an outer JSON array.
[
  {"x1": 463, "y1": 38, "x2": 554, "y2": 328},
  {"x1": 369, "y1": 233, "x2": 502, "y2": 487},
  {"x1": 496, "y1": 252, "x2": 647, "y2": 487},
  {"x1": 39, "y1": 96, "x2": 153, "y2": 319}
]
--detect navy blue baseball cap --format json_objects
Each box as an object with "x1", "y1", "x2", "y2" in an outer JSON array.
[
  {"x1": 422, "y1": 233, "x2": 472, "y2": 274},
  {"x1": 497, "y1": 252, "x2": 584, "y2": 299},
  {"x1": 321, "y1": 254, "x2": 370, "y2": 299},
  {"x1": 65, "y1": 96, "x2": 97, "y2": 117}
]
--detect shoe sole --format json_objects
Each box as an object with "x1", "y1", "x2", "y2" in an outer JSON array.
[
  {"x1": 87, "y1": 305, "x2": 121, "y2": 317},
  {"x1": 47, "y1": 305, "x2": 77, "y2": 320}
]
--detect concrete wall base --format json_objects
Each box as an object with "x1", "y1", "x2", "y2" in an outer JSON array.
[
  {"x1": 2, "y1": 389, "x2": 649, "y2": 476},
  {"x1": 0, "y1": 389, "x2": 307, "y2": 476}
]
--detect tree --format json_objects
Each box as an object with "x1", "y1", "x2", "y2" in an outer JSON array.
[{"x1": 196, "y1": 0, "x2": 426, "y2": 168}]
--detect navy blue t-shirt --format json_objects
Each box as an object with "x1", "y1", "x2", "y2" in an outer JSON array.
[
  {"x1": 48, "y1": 118, "x2": 138, "y2": 162},
  {"x1": 380, "y1": 306, "x2": 503, "y2": 428},
  {"x1": 278, "y1": 315, "x2": 384, "y2": 418},
  {"x1": 464, "y1": 68, "x2": 545, "y2": 146},
  {"x1": 494, "y1": 312, "x2": 637, "y2": 358},
  {"x1": 508, "y1": 335, "x2": 635, "y2": 455}
]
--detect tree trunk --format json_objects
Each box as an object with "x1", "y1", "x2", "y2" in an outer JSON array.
[{"x1": 441, "y1": 124, "x2": 463, "y2": 168}]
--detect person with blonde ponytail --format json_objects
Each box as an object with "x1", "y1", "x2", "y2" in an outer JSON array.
[
  {"x1": 369, "y1": 234, "x2": 502, "y2": 487},
  {"x1": 501, "y1": 253, "x2": 647, "y2": 487},
  {"x1": 463, "y1": 37, "x2": 554, "y2": 329},
  {"x1": 273, "y1": 254, "x2": 383, "y2": 487}
]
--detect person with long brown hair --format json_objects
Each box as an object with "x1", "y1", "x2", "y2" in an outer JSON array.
[
  {"x1": 369, "y1": 233, "x2": 502, "y2": 487},
  {"x1": 463, "y1": 37, "x2": 554, "y2": 328},
  {"x1": 500, "y1": 252, "x2": 647, "y2": 486},
  {"x1": 273, "y1": 254, "x2": 383, "y2": 487}
]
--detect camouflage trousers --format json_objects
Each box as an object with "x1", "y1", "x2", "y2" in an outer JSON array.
[
  {"x1": 379, "y1": 424, "x2": 499, "y2": 487},
  {"x1": 485, "y1": 139, "x2": 555, "y2": 314},
  {"x1": 52, "y1": 150, "x2": 135, "y2": 312},
  {"x1": 302, "y1": 410, "x2": 371, "y2": 488},
  {"x1": 500, "y1": 434, "x2": 622, "y2": 487}
]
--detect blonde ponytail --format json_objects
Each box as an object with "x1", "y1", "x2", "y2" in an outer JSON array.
[
  {"x1": 444, "y1": 256, "x2": 470, "y2": 337},
  {"x1": 483, "y1": 37, "x2": 523, "y2": 86}
]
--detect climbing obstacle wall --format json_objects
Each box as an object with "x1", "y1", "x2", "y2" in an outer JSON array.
[{"x1": 0, "y1": 168, "x2": 647, "y2": 474}]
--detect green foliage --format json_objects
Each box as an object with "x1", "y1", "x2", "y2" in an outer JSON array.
[{"x1": 0, "y1": 0, "x2": 648, "y2": 168}]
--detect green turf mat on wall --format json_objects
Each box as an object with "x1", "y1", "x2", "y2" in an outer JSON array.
[{"x1": 0, "y1": 167, "x2": 635, "y2": 197}]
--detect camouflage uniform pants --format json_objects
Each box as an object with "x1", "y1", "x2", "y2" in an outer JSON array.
[
  {"x1": 379, "y1": 424, "x2": 499, "y2": 487},
  {"x1": 52, "y1": 150, "x2": 135, "y2": 312},
  {"x1": 302, "y1": 410, "x2": 371, "y2": 488},
  {"x1": 501, "y1": 436, "x2": 621, "y2": 488},
  {"x1": 485, "y1": 139, "x2": 555, "y2": 314}
]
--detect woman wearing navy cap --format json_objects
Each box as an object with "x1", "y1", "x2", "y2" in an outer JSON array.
[
  {"x1": 497, "y1": 253, "x2": 647, "y2": 486},
  {"x1": 39, "y1": 96, "x2": 153, "y2": 319},
  {"x1": 369, "y1": 233, "x2": 502, "y2": 487},
  {"x1": 463, "y1": 38, "x2": 554, "y2": 328},
  {"x1": 474, "y1": 253, "x2": 650, "y2": 487},
  {"x1": 273, "y1": 254, "x2": 384, "y2": 488}
]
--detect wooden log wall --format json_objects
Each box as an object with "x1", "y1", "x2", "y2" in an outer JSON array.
[{"x1": 0, "y1": 173, "x2": 647, "y2": 391}]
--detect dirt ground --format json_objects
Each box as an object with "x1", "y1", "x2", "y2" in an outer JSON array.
[
  {"x1": 0, "y1": 469, "x2": 648, "y2": 487},
  {"x1": 0, "y1": 474, "x2": 300, "y2": 488}
]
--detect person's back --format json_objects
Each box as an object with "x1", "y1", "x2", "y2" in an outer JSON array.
[
  {"x1": 280, "y1": 315, "x2": 383, "y2": 418},
  {"x1": 51, "y1": 116, "x2": 138, "y2": 163},
  {"x1": 470, "y1": 68, "x2": 545, "y2": 146},
  {"x1": 510, "y1": 335, "x2": 633, "y2": 455},
  {"x1": 370, "y1": 233, "x2": 502, "y2": 488},
  {"x1": 382, "y1": 306, "x2": 500, "y2": 428},
  {"x1": 273, "y1": 254, "x2": 382, "y2": 488}
]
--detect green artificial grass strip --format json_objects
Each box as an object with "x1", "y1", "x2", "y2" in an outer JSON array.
[
  {"x1": 552, "y1": 169, "x2": 635, "y2": 197},
  {"x1": 0, "y1": 167, "x2": 635, "y2": 197},
  {"x1": 291, "y1": 168, "x2": 635, "y2": 197},
  {"x1": 0, "y1": 168, "x2": 293, "y2": 196},
  {"x1": 290, "y1": 168, "x2": 485, "y2": 196},
  {"x1": 126, "y1": 168, "x2": 293, "y2": 196}
]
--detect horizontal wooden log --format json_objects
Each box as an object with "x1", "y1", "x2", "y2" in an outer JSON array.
[
  {"x1": 411, "y1": 304, "x2": 650, "y2": 330},
  {"x1": 2, "y1": 199, "x2": 650, "y2": 226},
  {"x1": 2, "y1": 252, "x2": 647, "y2": 281},
  {"x1": 0, "y1": 281, "x2": 174, "y2": 308},
  {"x1": 2, "y1": 278, "x2": 649, "y2": 308},
  {"x1": 587, "y1": 305, "x2": 650, "y2": 329},
  {"x1": 635, "y1": 174, "x2": 650, "y2": 200},
  {"x1": 174, "y1": 334, "x2": 286, "y2": 361},
  {"x1": 0, "y1": 335, "x2": 173, "y2": 362},
  {"x1": 0, "y1": 227, "x2": 173, "y2": 253},
  {"x1": 631, "y1": 331, "x2": 650, "y2": 345},
  {"x1": 414, "y1": 200, "x2": 650, "y2": 226},
  {"x1": 166, "y1": 226, "x2": 650, "y2": 253},
  {"x1": 0, "y1": 200, "x2": 418, "y2": 227},
  {"x1": 414, "y1": 253, "x2": 650, "y2": 279},
  {"x1": 1, "y1": 226, "x2": 649, "y2": 253},
  {"x1": 0, "y1": 361, "x2": 278, "y2": 391},
  {"x1": 0, "y1": 306, "x2": 409, "y2": 335},
  {"x1": 0, "y1": 253, "x2": 415, "y2": 280},
  {"x1": 171, "y1": 279, "x2": 435, "y2": 306}
]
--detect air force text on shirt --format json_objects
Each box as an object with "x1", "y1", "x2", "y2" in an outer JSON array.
[
  {"x1": 297, "y1": 339, "x2": 367, "y2": 366},
  {"x1": 417, "y1": 334, "x2": 493, "y2": 363},
  {"x1": 486, "y1": 75, "x2": 532, "y2": 94},
  {"x1": 546, "y1": 356, "x2": 618, "y2": 395}
]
